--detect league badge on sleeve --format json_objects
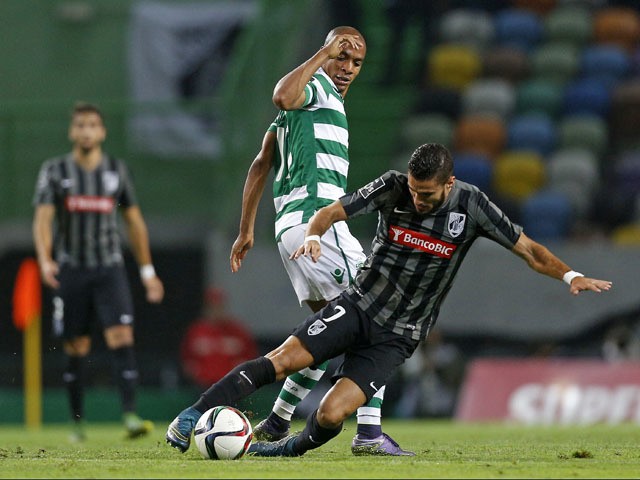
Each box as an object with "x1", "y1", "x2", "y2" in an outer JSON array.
[{"x1": 358, "y1": 177, "x2": 386, "y2": 199}]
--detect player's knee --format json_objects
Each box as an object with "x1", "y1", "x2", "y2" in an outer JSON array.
[
  {"x1": 317, "y1": 398, "x2": 351, "y2": 427},
  {"x1": 265, "y1": 336, "x2": 314, "y2": 378},
  {"x1": 104, "y1": 324, "x2": 134, "y2": 349},
  {"x1": 63, "y1": 337, "x2": 91, "y2": 356}
]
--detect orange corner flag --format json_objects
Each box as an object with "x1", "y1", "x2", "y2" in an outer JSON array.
[{"x1": 13, "y1": 258, "x2": 42, "y2": 331}]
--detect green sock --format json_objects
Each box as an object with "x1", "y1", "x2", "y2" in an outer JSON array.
[{"x1": 272, "y1": 361, "x2": 330, "y2": 422}]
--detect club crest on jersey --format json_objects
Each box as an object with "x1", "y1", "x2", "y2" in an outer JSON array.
[
  {"x1": 358, "y1": 177, "x2": 385, "y2": 199},
  {"x1": 448, "y1": 213, "x2": 466, "y2": 238},
  {"x1": 308, "y1": 319, "x2": 327, "y2": 336},
  {"x1": 102, "y1": 171, "x2": 120, "y2": 194}
]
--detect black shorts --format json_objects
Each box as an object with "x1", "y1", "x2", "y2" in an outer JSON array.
[
  {"x1": 292, "y1": 295, "x2": 419, "y2": 402},
  {"x1": 52, "y1": 265, "x2": 134, "y2": 340}
]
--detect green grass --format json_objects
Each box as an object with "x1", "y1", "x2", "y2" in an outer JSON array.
[{"x1": 1, "y1": 420, "x2": 639, "y2": 478}]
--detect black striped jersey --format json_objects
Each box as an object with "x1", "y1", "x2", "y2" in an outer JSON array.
[
  {"x1": 33, "y1": 153, "x2": 138, "y2": 268},
  {"x1": 340, "y1": 170, "x2": 523, "y2": 341}
]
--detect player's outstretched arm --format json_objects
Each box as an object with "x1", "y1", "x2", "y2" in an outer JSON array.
[
  {"x1": 511, "y1": 232, "x2": 612, "y2": 296},
  {"x1": 230, "y1": 131, "x2": 275, "y2": 273},
  {"x1": 290, "y1": 200, "x2": 348, "y2": 263}
]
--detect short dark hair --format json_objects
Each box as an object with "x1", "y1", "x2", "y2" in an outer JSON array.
[
  {"x1": 408, "y1": 143, "x2": 453, "y2": 183},
  {"x1": 71, "y1": 101, "x2": 104, "y2": 123}
]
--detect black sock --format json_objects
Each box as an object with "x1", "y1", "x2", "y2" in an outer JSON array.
[
  {"x1": 292, "y1": 409, "x2": 343, "y2": 455},
  {"x1": 193, "y1": 357, "x2": 276, "y2": 413},
  {"x1": 64, "y1": 355, "x2": 84, "y2": 422},
  {"x1": 109, "y1": 345, "x2": 138, "y2": 413}
]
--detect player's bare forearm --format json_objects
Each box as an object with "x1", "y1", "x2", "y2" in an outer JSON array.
[
  {"x1": 123, "y1": 207, "x2": 153, "y2": 267},
  {"x1": 32, "y1": 205, "x2": 59, "y2": 288},
  {"x1": 231, "y1": 132, "x2": 275, "y2": 272},
  {"x1": 290, "y1": 201, "x2": 348, "y2": 262},
  {"x1": 272, "y1": 34, "x2": 361, "y2": 110},
  {"x1": 512, "y1": 232, "x2": 612, "y2": 295}
]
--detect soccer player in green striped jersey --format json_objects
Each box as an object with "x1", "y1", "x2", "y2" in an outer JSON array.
[{"x1": 228, "y1": 26, "x2": 411, "y2": 455}]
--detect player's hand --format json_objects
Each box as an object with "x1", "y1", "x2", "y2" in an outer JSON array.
[
  {"x1": 323, "y1": 33, "x2": 363, "y2": 59},
  {"x1": 39, "y1": 259, "x2": 60, "y2": 289},
  {"x1": 290, "y1": 239, "x2": 322, "y2": 263},
  {"x1": 568, "y1": 276, "x2": 612, "y2": 296},
  {"x1": 143, "y1": 276, "x2": 164, "y2": 303},
  {"x1": 230, "y1": 234, "x2": 254, "y2": 273}
]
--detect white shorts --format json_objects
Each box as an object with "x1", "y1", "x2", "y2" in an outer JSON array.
[{"x1": 278, "y1": 222, "x2": 366, "y2": 305}]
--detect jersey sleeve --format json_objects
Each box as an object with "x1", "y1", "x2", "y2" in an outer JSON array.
[
  {"x1": 301, "y1": 77, "x2": 319, "y2": 109},
  {"x1": 116, "y1": 161, "x2": 139, "y2": 208},
  {"x1": 472, "y1": 190, "x2": 522, "y2": 249},
  {"x1": 32, "y1": 160, "x2": 56, "y2": 206},
  {"x1": 340, "y1": 171, "x2": 398, "y2": 218}
]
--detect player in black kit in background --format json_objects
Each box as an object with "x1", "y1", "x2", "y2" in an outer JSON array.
[{"x1": 32, "y1": 102, "x2": 164, "y2": 442}]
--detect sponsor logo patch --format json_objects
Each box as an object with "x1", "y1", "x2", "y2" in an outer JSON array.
[
  {"x1": 65, "y1": 195, "x2": 115, "y2": 213},
  {"x1": 330, "y1": 268, "x2": 344, "y2": 284},
  {"x1": 389, "y1": 225, "x2": 457, "y2": 259}
]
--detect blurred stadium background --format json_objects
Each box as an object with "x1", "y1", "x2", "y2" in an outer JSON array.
[{"x1": 2, "y1": 0, "x2": 640, "y2": 425}]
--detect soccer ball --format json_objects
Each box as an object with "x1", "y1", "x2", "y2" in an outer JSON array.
[{"x1": 193, "y1": 406, "x2": 253, "y2": 460}]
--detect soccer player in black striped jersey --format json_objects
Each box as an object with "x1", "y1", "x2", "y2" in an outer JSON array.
[
  {"x1": 167, "y1": 143, "x2": 611, "y2": 457},
  {"x1": 33, "y1": 102, "x2": 164, "y2": 442}
]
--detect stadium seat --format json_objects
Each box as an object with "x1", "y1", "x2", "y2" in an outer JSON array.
[
  {"x1": 453, "y1": 152, "x2": 494, "y2": 193},
  {"x1": 558, "y1": 115, "x2": 608, "y2": 156},
  {"x1": 547, "y1": 148, "x2": 600, "y2": 193},
  {"x1": 461, "y1": 78, "x2": 516, "y2": 119},
  {"x1": 454, "y1": 114, "x2": 506, "y2": 159},
  {"x1": 531, "y1": 42, "x2": 580, "y2": 84},
  {"x1": 580, "y1": 45, "x2": 631, "y2": 84},
  {"x1": 455, "y1": 0, "x2": 509, "y2": 11},
  {"x1": 609, "y1": 79, "x2": 640, "y2": 151},
  {"x1": 546, "y1": 148, "x2": 600, "y2": 217},
  {"x1": 514, "y1": 0, "x2": 557, "y2": 16},
  {"x1": 439, "y1": 8, "x2": 495, "y2": 52},
  {"x1": 520, "y1": 190, "x2": 574, "y2": 241},
  {"x1": 593, "y1": 7, "x2": 640, "y2": 52},
  {"x1": 611, "y1": 223, "x2": 640, "y2": 246},
  {"x1": 590, "y1": 182, "x2": 638, "y2": 232},
  {"x1": 544, "y1": 5, "x2": 592, "y2": 47},
  {"x1": 482, "y1": 47, "x2": 531, "y2": 83},
  {"x1": 613, "y1": 149, "x2": 640, "y2": 196},
  {"x1": 555, "y1": 0, "x2": 604, "y2": 8},
  {"x1": 493, "y1": 150, "x2": 546, "y2": 201},
  {"x1": 428, "y1": 44, "x2": 482, "y2": 91},
  {"x1": 494, "y1": 8, "x2": 544, "y2": 53},
  {"x1": 562, "y1": 77, "x2": 611, "y2": 118},
  {"x1": 515, "y1": 79, "x2": 563, "y2": 118},
  {"x1": 401, "y1": 113, "x2": 455, "y2": 150},
  {"x1": 414, "y1": 85, "x2": 462, "y2": 118},
  {"x1": 507, "y1": 113, "x2": 557, "y2": 156}
]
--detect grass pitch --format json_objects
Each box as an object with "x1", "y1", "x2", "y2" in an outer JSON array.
[{"x1": 1, "y1": 419, "x2": 638, "y2": 478}]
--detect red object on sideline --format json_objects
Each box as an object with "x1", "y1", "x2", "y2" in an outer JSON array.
[
  {"x1": 180, "y1": 316, "x2": 258, "y2": 387},
  {"x1": 12, "y1": 258, "x2": 42, "y2": 331}
]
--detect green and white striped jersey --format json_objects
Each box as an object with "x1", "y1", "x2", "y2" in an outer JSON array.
[{"x1": 269, "y1": 68, "x2": 349, "y2": 241}]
